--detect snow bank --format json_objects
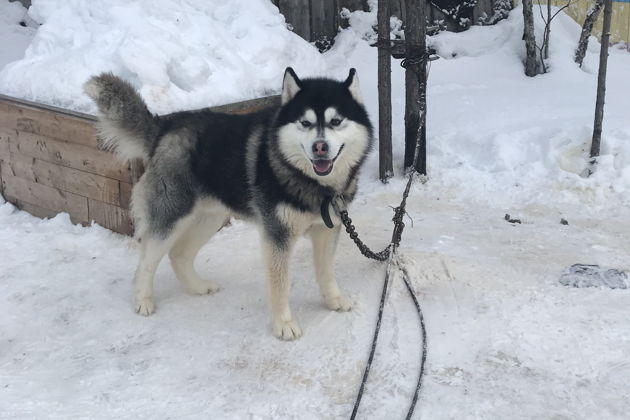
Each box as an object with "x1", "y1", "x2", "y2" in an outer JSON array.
[
  {"x1": 0, "y1": 0, "x2": 37, "y2": 70},
  {"x1": 0, "y1": 0, "x2": 326, "y2": 114},
  {"x1": 420, "y1": 7, "x2": 630, "y2": 207}
]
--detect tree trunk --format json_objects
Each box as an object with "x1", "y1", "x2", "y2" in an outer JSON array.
[
  {"x1": 522, "y1": 0, "x2": 538, "y2": 77},
  {"x1": 544, "y1": 0, "x2": 551, "y2": 60},
  {"x1": 377, "y1": 0, "x2": 393, "y2": 182},
  {"x1": 590, "y1": 0, "x2": 613, "y2": 160},
  {"x1": 403, "y1": 0, "x2": 427, "y2": 174},
  {"x1": 575, "y1": 0, "x2": 605, "y2": 67}
]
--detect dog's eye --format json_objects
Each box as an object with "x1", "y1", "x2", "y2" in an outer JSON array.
[
  {"x1": 300, "y1": 120, "x2": 312, "y2": 128},
  {"x1": 330, "y1": 118, "x2": 343, "y2": 127}
]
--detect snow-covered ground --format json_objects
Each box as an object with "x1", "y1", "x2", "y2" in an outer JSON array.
[{"x1": 1, "y1": 1, "x2": 629, "y2": 419}]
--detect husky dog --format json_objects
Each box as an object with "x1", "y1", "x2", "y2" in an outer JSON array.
[{"x1": 84, "y1": 68, "x2": 373, "y2": 340}]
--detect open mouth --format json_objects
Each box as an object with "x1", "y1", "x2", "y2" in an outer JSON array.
[{"x1": 310, "y1": 145, "x2": 344, "y2": 176}]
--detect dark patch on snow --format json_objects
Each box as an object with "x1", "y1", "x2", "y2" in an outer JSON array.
[
  {"x1": 560, "y1": 264, "x2": 628, "y2": 290},
  {"x1": 504, "y1": 213, "x2": 521, "y2": 224},
  {"x1": 560, "y1": 218, "x2": 569, "y2": 225}
]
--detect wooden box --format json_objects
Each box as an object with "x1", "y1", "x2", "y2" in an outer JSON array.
[{"x1": 0, "y1": 93, "x2": 279, "y2": 235}]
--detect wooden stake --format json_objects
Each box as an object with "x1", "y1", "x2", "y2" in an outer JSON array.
[
  {"x1": 403, "y1": 0, "x2": 427, "y2": 174},
  {"x1": 590, "y1": 0, "x2": 612, "y2": 161},
  {"x1": 377, "y1": 0, "x2": 393, "y2": 182}
]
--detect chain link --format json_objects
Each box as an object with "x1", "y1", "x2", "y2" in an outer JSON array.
[
  {"x1": 338, "y1": 210, "x2": 392, "y2": 261},
  {"x1": 335, "y1": 171, "x2": 415, "y2": 263}
]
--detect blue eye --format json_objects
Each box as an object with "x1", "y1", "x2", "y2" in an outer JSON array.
[{"x1": 300, "y1": 120, "x2": 312, "y2": 128}]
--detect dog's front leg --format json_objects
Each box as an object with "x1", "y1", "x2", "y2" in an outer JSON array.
[
  {"x1": 262, "y1": 234, "x2": 301, "y2": 340},
  {"x1": 310, "y1": 224, "x2": 352, "y2": 311}
]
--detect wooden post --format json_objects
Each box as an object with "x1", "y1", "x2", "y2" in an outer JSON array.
[
  {"x1": 590, "y1": 0, "x2": 613, "y2": 160},
  {"x1": 377, "y1": 0, "x2": 393, "y2": 182},
  {"x1": 403, "y1": 0, "x2": 427, "y2": 174}
]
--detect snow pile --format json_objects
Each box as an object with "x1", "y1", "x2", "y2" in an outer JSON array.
[
  {"x1": 0, "y1": 0, "x2": 326, "y2": 114},
  {"x1": 418, "y1": 9, "x2": 630, "y2": 207},
  {"x1": 323, "y1": 5, "x2": 630, "y2": 208},
  {"x1": 0, "y1": 0, "x2": 37, "y2": 70}
]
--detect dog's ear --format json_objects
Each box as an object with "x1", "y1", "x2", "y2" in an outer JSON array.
[
  {"x1": 344, "y1": 68, "x2": 363, "y2": 104},
  {"x1": 281, "y1": 67, "x2": 301, "y2": 105}
]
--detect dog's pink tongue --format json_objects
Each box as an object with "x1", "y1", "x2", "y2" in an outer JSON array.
[{"x1": 313, "y1": 160, "x2": 333, "y2": 174}]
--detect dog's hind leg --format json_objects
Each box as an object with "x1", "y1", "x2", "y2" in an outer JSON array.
[
  {"x1": 133, "y1": 234, "x2": 176, "y2": 316},
  {"x1": 169, "y1": 208, "x2": 229, "y2": 295},
  {"x1": 310, "y1": 224, "x2": 352, "y2": 311},
  {"x1": 262, "y1": 235, "x2": 302, "y2": 340}
]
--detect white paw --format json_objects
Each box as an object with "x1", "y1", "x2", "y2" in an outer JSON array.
[
  {"x1": 135, "y1": 297, "x2": 155, "y2": 316},
  {"x1": 272, "y1": 319, "x2": 302, "y2": 341},
  {"x1": 325, "y1": 295, "x2": 353, "y2": 312},
  {"x1": 187, "y1": 279, "x2": 221, "y2": 295}
]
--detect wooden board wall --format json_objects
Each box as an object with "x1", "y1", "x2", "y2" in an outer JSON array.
[
  {"x1": 0, "y1": 94, "x2": 281, "y2": 236},
  {"x1": 0, "y1": 96, "x2": 134, "y2": 234}
]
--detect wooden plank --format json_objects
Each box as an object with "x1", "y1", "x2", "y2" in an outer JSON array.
[
  {"x1": 311, "y1": 0, "x2": 338, "y2": 41},
  {"x1": 0, "y1": 127, "x2": 12, "y2": 162},
  {"x1": 278, "y1": 0, "x2": 311, "y2": 40},
  {"x1": 9, "y1": 130, "x2": 133, "y2": 183},
  {"x1": 119, "y1": 181, "x2": 133, "y2": 209},
  {"x1": 212, "y1": 95, "x2": 280, "y2": 115},
  {"x1": 1, "y1": 167, "x2": 89, "y2": 222},
  {"x1": 5, "y1": 152, "x2": 120, "y2": 205},
  {"x1": 390, "y1": 0, "x2": 405, "y2": 20},
  {"x1": 0, "y1": 93, "x2": 96, "y2": 122},
  {"x1": 88, "y1": 198, "x2": 133, "y2": 235},
  {"x1": 5, "y1": 197, "x2": 86, "y2": 226},
  {"x1": 0, "y1": 100, "x2": 98, "y2": 149},
  {"x1": 0, "y1": 128, "x2": 6, "y2": 198},
  {"x1": 9, "y1": 199, "x2": 61, "y2": 221}
]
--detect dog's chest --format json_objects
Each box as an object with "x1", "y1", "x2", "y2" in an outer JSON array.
[{"x1": 275, "y1": 203, "x2": 330, "y2": 236}]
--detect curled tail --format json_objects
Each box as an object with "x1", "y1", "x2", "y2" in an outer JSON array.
[{"x1": 83, "y1": 73, "x2": 159, "y2": 162}]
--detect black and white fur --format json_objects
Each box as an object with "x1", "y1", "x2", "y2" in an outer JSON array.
[{"x1": 84, "y1": 68, "x2": 373, "y2": 340}]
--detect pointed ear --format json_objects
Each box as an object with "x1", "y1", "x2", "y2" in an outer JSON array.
[
  {"x1": 281, "y1": 67, "x2": 301, "y2": 105},
  {"x1": 344, "y1": 68, "x2": 363, "y2": 104}
]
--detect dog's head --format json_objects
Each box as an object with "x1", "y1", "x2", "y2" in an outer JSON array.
[{"x1": 274, "y1": 68, "x2": 373, "y2": 187}]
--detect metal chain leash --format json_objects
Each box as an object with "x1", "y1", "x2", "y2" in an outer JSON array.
[
  {"x1": 339, "y1": 49, "x2": 437, "y2": 420},
  {"x1": 337, "y1": 210, "x2": 391, "y2": 261},
  {"x1": 333, "y1": 169, "x2": 424, "y2": 420},
  {"x1": 334, "y1": 170, "x2": 415, "y2": 263}
]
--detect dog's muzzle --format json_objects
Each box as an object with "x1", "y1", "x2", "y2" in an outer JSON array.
[{"x1": 310, "y1": 143, "x2": 344, "y2": 176}]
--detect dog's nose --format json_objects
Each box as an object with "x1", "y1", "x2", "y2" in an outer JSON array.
[{"x1": 312, "y1": 141, "x2": 329, "y2": 157}]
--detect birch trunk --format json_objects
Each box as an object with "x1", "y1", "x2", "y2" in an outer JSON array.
[
  {"x1": 575, "y1": 0, "x2": 605, "y2": 67},
  {"x1": 522, "y1": 0, "x2": 538, "y2": 77}
]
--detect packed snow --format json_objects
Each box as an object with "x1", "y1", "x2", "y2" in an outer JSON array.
[
  {"x1": 1, "y1": 1, "x2": 629, "y2": 419},
  {"x1": 0, "y1": 0, "x2": 37, "y2": 70}
]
